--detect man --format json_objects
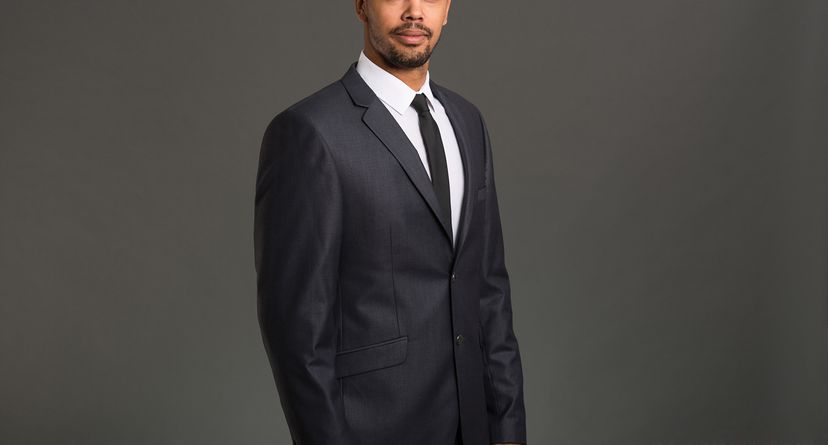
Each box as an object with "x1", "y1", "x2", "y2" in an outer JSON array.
[{"x1": 253, "y1": 0, "x2": 526, "y2": 443}]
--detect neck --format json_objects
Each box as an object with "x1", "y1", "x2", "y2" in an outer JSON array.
[{"x1": 363, "y1": 45, "x2": 429, "y2": 91}]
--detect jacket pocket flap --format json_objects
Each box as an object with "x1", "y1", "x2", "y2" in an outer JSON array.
[{"x1": 335, "y1": 335, "x2": 408, "y2": 378}]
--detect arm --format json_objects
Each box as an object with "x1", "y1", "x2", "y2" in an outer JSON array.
[
  {"x1": 478, "y1": 112, "x2": 528, "y2": 445},
  {"x1": 253, "y1": 109, "x2": 347, "y2": 444}
]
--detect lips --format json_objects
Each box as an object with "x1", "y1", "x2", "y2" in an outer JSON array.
[{"x1": 394, "y1": 30, "x2": 428, "y2": 44}]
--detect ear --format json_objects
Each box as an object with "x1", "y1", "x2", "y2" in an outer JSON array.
[
  {"x1": 443, "y1": 0, "x2": 451, "y2": 25},
  {"x1": 355, "y1": 0, "x2": 367, "y2": 23}
]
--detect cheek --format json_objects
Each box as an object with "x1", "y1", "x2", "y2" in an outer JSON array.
[
  {"x1": 368, "y1": 20, "x2": 392, "y2": 40},
  {"x1": 426, "y1": 17, "x2": 446, "y2": 34},
  {"x1": 428, "y1": 29, "x2": 443, "y2": 44},
  {"x1": 428, "y1": 3, "x2": 449, "y2": 21},
  {"x1": 365, "y1": 8, "x2": 394, "y2": 31}
]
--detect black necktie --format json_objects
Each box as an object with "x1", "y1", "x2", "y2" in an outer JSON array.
[{"x1": 411, "y1": 93, "x2": 452, "y2": 240}]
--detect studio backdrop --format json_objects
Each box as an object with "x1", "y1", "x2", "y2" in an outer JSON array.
[{"x1": 1, "y1": 1, "x2": 826, "y2": 444}]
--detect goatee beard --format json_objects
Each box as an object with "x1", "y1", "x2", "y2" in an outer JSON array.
[
  {"x1": 385, "y1": 45, "x2": 432, "y2": 68},
  {"x1": 370, "y1": 33, "x2": 438, "y2": 69}
]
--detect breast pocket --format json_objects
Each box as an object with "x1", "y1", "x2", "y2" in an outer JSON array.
[{"x1": 335, "y1": 335, "x2": 408, "y2": 378}]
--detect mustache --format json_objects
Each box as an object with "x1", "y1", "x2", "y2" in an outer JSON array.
[{"x1": 393, "y1": 24, "x2": 432, "y2": 37}]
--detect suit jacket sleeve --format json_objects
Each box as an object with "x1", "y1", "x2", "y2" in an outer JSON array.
[
  {"x1": 254, "y1": 109, "x2": 347, "y2": 445},
  {"x1": 478, "y1": 112, "x2": 528, "y2": 444}
]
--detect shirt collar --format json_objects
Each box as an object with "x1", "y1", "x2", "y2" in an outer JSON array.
[{"x1": 356, "y1": 50, "x2": 437, "y2": 116}]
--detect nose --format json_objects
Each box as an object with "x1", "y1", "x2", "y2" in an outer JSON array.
[{"x1": 402, "y1": 0, "x2": 424, "y2": 21}]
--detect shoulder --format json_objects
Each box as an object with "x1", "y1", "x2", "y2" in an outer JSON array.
[
  {"x1": 258, "y1": 81, "x2": 349, "y2": 170},
  {"x1": 256, "y1": 81, "x2": 348, "y2": 199},
  {"x1": 263, "y1": 78, "x2": 354, "y2": 138}
]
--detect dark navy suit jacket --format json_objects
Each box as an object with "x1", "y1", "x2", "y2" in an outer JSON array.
[{"x1": 254, "y1": 61, "x2": 527, "y2": 445}]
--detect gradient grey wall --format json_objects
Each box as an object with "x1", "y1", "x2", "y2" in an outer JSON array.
[{"x1": 1, "y1": 1, "x2": 826, "y2": 444}]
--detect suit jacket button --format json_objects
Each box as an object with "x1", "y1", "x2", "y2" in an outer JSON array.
[
  {"x1": 455, "y1": 334, "x2": 464, "y2": 345},
  {"x1": 451, "y1": 272, "x2": 456, "y2": 281}
]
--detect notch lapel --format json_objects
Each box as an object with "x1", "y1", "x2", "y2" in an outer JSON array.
[
  {"x1": 363, "y1": 103, "x2": 454, "y2": 244},
  {"x1": 340, "y1": 62, "x2": 474, "y2": 258}
]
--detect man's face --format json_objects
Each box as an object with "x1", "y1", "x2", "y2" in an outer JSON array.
[{"x1": 357, "y1": 0, "x2": 451, "y2": 69}]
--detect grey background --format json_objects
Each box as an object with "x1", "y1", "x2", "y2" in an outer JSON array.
[{"x1": 1, "y1": 0, "x2": 826, "y2": 444}]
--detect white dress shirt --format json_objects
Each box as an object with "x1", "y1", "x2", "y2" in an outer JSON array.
[{"x1": 355, "y1": 50, "x2": 465, "y2": 245}]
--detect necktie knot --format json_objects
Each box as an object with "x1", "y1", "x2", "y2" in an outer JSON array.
[{"x1": 411, "y1": 93, "x2": 430, "y2": 114}]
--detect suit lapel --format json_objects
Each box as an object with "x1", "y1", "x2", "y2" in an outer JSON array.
[
  {"x1": 340, "y1": 62, "x2": 474, "y2": 258},
  {"x1": 430, "y1": 79, "x2": 475, "y2": 260}
]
